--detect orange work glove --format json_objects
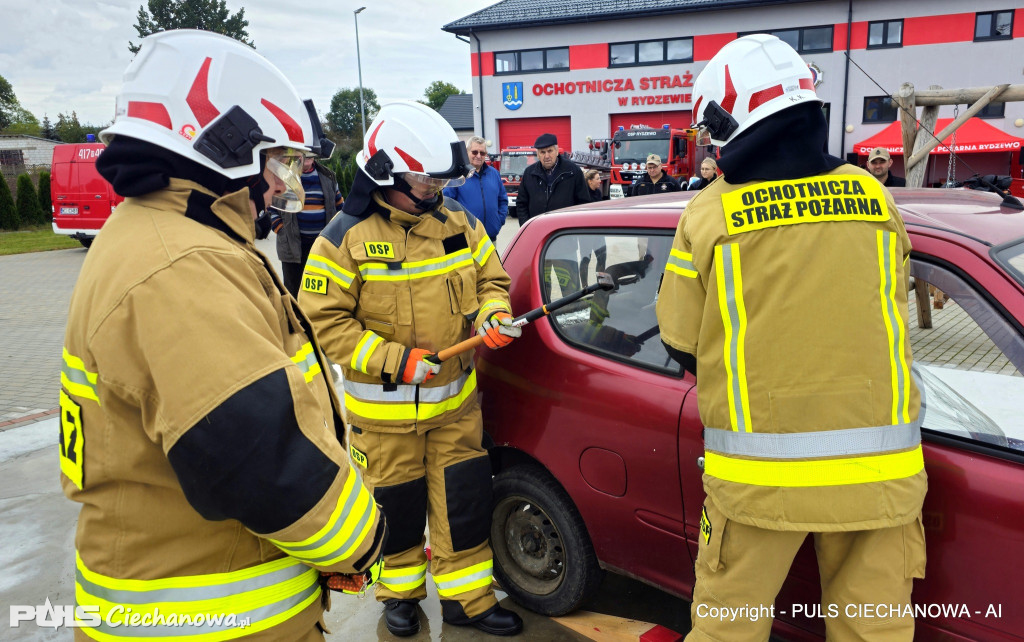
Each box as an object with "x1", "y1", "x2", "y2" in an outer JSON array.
[
  {"x1": 477, "y1": 312, "x2": 522, "y2": 350},
  {"x1": 401, "y1": 348, "x2": 441, "y2": 384}
]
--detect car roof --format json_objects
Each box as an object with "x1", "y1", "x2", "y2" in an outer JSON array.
[{"x1": 545, "y1": 187, "x2": 1024, "y2": 248}]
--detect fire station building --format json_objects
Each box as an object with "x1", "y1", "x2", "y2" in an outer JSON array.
[{"x1": 443, "y1": 0, "x2": 1024, "y2": 183}]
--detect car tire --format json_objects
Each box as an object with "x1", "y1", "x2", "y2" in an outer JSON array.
[{"x1": 491, "y1": 464, "x2": 604, "y2": 616}]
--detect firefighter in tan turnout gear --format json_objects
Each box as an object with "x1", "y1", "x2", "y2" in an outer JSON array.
[
  {"x1": 298, "y1": 101, "x2": 524, "y2": 637},
  {"x1": 59, "y1": 30, "x2": 386, "y2": 641},
  {"x1": 656, "y1": 35, "x2": 927, "y2": 641}
]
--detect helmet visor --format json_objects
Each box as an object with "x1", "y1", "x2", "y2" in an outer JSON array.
[
  {"x1": 403, "y1": 172, "x2": 466, "y2": 192},
  {"x1": 694, "y1": 125, "x2": 714, "y2": 147},
  {"x1": 266, "y1": 150, "x2": 306, "y2": 212}
]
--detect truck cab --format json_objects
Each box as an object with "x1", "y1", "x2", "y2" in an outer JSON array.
[
  {"x1": 609, "y1": 125, "x2": 708, "y2": 198},
  {"x1": 50, "y1": 143, "x2": 122, "y2": 248},
  {"x1": 498, "y1": 146, "x2": 539, "y2": 217}
]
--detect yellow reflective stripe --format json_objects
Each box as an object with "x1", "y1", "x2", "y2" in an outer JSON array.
[
  {"x1": 62, "y1": 347, "x2": 100, "y2": 404},
  {"x1": 666, "y1": 248, "x2": 698, "y2": 278},
  {"x1": 479, "y1": 299, "x2": 510, "y2": 316},
  {"x1": 306, "y1": 254, "x2": 355, "y2": 289},
  {"x1": 75, "y1": 551, "x2": 320, "y2": 641},
  {"x1": 350, "y1": 332, "x2": 383, "y2": 374},
  {"x1": 270, "y1": 468, "x2": 378, "y2": 566},
  {"x1": 380, "y1": 562, "x2": 428, "y2": 592},
  {"x1": 360, "y1": 250, "x2": 473, "y2": 282},
  {"x1": 433, "y1": 559, "x2": 493, "y2": 597},
  {"x1": 715, "y1": 244, "x2": 751, "y2": 432},
  {"x1": 473, "y1": 236, "x2": 495, "y2": 266},
  {"x1": 290, "y1": 342, "x2": 322, "y2": 383},
  {"x1": 704, "y1": 445, "x2": 924, "y2": 487},
  {"x1": 344, "y1": 370, "x2": 477, "y2": 422},
  {"x1": 877, "y1": 230, "x2": 911, "y2": 424}
]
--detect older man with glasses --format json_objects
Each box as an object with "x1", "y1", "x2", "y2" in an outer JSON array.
[{"x1": 443, "y1": 136, "x2": 509, "y2": 243}]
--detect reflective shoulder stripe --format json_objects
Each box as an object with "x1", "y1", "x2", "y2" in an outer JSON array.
[
  {"x1": 703, "y1": 445, "x2": 924, "y2": 487},
  {"x1": 306, "y1": 254, "x2": 355, "y2": 290},
  {"x1": 351, "y1": 332, "x2": 384, "y2": 374},
  {"x1": 62, "y1": 347, "x2": 100, "y2": 404},
  {"x1": 380, "y1": 562, "x2": 428, "y2": 592},
  {"x1": 290, "y1": 342, "x2": 322, "y2": 383},
  {"x1": 704, "y1": 422, "x2": 921, "y2": 459},
  {"x1": 666, "y1": 248, "x2": 697, "y2": 278},
  {"x1": 714, "y1": 244, "x2": 751, "y2": 433},
  {"x1": 473, "y1": 236, "x2": 495, "y2": 266},
  {"x1": 270, "y1": 466, "x2": 378, "y2": 566},
  {"x1": 433, "y1": 558, "x2": 493, "y2": 597},
  {"x1": 877, "y1": 229, "x2": 911, "y2": 424},
  {"x1": 75, "y1": 551, "x2": 319, "y2": 639},
  {"x1": 343, "y1": 372, "x2": 476, "y2": 422}
]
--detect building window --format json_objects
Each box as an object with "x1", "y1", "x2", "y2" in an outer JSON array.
[
  {"x1": 975, "y1": 11, "x2": 1014, "y2": 41},
  {"x1": 739, "y1": 26, "x2": 834, "y2": 53},
  {"x1": 974, "y1": 102, "x2": 1006, "y2": 119},
  {"x1": 863, "y1": 96, "x2": 899, "y2": 123},
  {"x1": 868, "y1": 20, "x2": 903, "y2": 48},
  {"x1": 0, "y1": 149, "x2": 25, "y2": 167},
  {"x1": 494, "y1": 47, "x2": 570, "y2": 74},
  {"x1": 609, "y1": 37, "x2": 693, "y2": 67}
]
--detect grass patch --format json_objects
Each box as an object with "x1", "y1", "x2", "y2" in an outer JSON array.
[{"x1": 0, "y1": 225, "x2": 83, "y2": 255}]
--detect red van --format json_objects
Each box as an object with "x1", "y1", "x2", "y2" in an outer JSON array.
[{"x1": 50, "y1": 143, "x2": 122, "y2": 248}]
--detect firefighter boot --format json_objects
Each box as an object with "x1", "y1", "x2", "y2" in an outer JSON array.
[
  {"x1": 384, "y1": 599, "x2": 420, "y2": 637},
  {"x1": 465, "y1": 604, "x2": 523, "y2": 636}
]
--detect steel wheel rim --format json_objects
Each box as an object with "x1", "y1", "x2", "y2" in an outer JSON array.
[{"x1": 492, "y1": 494, "x2": 566, "y2": 596}]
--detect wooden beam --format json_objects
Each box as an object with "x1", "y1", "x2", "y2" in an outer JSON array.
[
  {"x1": 913, "y1": 84, "x2": 1024, "y2": 106},
  {"x1": 906, "y1": 104, "x2": 938, "y2": 188},
  {"x1": 897, "y1": 83, "x2": 917, "y2": 163},
  {"x1": 905, "y1": 84, "x2": 1011, "y2": 170}
]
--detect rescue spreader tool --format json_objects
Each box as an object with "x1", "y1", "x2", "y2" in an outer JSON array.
[{"x1": 426, "y1": 272, "x2": 617, "y2": 363}]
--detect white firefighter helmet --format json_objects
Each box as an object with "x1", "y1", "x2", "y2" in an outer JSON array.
[
  {"x1": 691, "y1": 34, "x2": 820, "y2": 147},
  {"x1": 100, "y1": 29, "x2": 313, "y2": 184},
  {"x1": 357, "y1": 100, "x2": 470, "y2": 190}
]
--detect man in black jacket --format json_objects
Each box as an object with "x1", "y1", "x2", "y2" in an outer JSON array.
[
  {"x1": 629, "y1": 154, "x2": 681, "y2": 196},
  {"x1": 517, "y1": 133, "x2": 592, "y2": 224}
]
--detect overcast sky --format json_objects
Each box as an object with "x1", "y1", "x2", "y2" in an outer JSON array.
[{"x1": 0, "y1": 0, "x2": 496, "y2": 127}]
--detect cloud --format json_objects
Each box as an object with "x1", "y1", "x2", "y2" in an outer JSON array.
[{"x1": 0, "y1": 0, "x2": 488, "y2": 125}]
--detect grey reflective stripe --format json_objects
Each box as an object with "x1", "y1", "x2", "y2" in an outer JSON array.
[
  {"x1": 84, "y1": 581, "x2": 319, "y2": 638},
  {"x1": 473, "y1": 237, "x2": 495, "y2": 264},
  {"x1": 306, "y1": 256, "x2": 353, "y2": 287},
  {"x1": 435, "y1": 567, "x2": 492, "y2": 592},
  {"x1": 353, "y1": 334, "x2": 382, "y2": 373},
  {"x1": 382, "y1": 567, "x2": 427, "y2": 586},
  {"x1": 76, "y1": 560, "x2": 313, "y2": 605},
  {"x1": 293, "y1": 346, "x2": 318, "y2": 376},
  {"x1": 704, "y1": 422, "x2": 921, "y2": 459},
  {"x1": 360, "y1": 250, "x2": 472, "y2": 280},
  {"x1": 667, "y1": 253, "x2": 696, "y2": 274},
  {"x1": 61, "y1": 363, "x2": 96, "y2": 393},
  {"x1": 343, "y1": 373, "x2": 470, "y2": 404},
  {"x1": 718, "y1": 244, "x2": 749, "y2": 432},
  {"x1": 880, "y1": 230, "x2": 909, "y2": 421}
]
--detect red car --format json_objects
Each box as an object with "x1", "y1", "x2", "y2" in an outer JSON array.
[{"x1": 478, "y1": 188, "x2": 1024, "y2": 641}]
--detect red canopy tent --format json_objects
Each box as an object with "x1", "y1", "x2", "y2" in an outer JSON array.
[{"x1": 853, "y1": 117, "x2": 1024, "y2": 156}]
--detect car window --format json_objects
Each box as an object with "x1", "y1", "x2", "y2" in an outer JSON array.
[
  {"x1": 909, "y1": 259, "x2": 1024, "y2": 452},
  {"x1": 542, "y1": 231, "x2": 681, "y2": 373}
]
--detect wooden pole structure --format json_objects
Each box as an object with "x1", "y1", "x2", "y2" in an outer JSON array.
[{"x1": 905, "y1": 84, "x2": 1010, "y2": 172}]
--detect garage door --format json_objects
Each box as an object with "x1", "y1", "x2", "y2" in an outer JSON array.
[
  {"x1": 610, "y1": 111, "x2": 691, "y2": 132},
  {"x1": 498, "y1": 116, "x2": 571, "y2": 150}
]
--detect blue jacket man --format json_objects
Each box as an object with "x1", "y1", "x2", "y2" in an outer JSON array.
[{"x1": 443, "y1": 136, "x2": 508, "y2": 241}]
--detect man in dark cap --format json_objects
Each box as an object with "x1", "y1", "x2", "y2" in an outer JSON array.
[{"x1": 516, "y1": 132, "x2": 592, "y2": 224}]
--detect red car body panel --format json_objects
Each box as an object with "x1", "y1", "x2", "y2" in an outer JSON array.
[{"x1": 480, "y1": 188, "x2": 1024, "y2": 640}]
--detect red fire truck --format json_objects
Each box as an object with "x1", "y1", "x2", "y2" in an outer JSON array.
[
  {"x1": 50, "y1": 143, "x2": 122, "y2": 248},
  {"x1": 607, "y1": 125, "x2": 711, "y2": 198}
]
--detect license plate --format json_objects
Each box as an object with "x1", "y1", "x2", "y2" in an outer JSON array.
[{"x1": 60, "y1": 207, "x2": 79, "y2": 215}]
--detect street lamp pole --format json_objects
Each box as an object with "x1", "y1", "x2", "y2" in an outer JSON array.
[{"x1": 354, "y1": 7, "x2": 367, "y2": 140}]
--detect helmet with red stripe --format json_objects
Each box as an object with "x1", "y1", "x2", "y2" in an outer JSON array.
[
  {"x1": 357, "y1": 101, "x2": 470, "y2": 189},
  {"x1": 100, "y1": 29, "x2": 313, "y2": 180},
  {"x1": 691, "y1": 34, "x2": 820, "y2": 147}
]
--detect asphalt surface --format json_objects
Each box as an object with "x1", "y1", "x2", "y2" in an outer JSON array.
[{"x1": 0, "y1": 218, "x2": 693, "y2": 641}]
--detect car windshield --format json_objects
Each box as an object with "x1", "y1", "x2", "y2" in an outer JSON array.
[
  {"x1": 501, "y1": 154, "x2": 534, "y2": 177},
  {"x1": 993, "y1": 237, "x2": 1024, "y2": 288},
  {"x1": 613, "y1": 137, "x2": 669, "y2": 166}
]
